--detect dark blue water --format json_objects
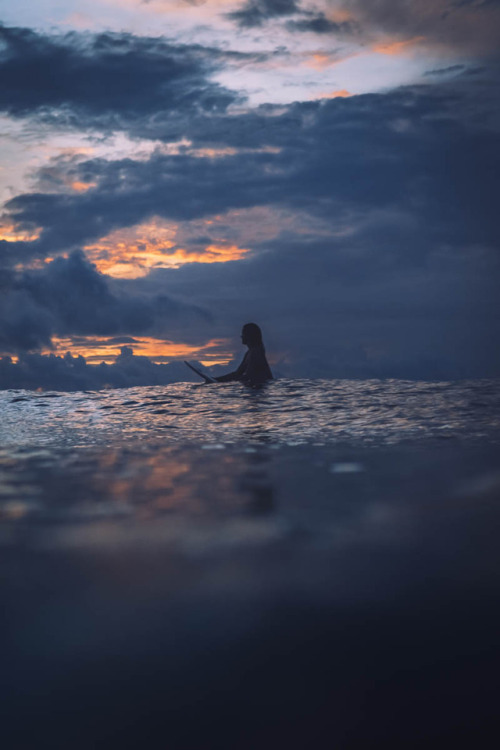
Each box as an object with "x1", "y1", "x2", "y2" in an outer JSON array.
[{"x1": 2, "y1": 378, "x2": 500, "y2": 749}]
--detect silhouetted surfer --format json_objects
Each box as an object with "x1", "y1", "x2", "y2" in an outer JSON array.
[{"x1": 216, "y1": 323, "x2": 273, "y2": 386}]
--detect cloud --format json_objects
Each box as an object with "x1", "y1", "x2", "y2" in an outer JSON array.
[
  {"x1": 286, "y1": 12, "x2": 354, "y2": 34},
  {"x1": 0, "y1": 24, "x2": 245, "y2": 127},
  {"x1": 337, "y1": 0, "x2": 500, "y2": 56},
  {"x1": 226, "y1": 0, "x2": 358, "y2": 36},
  {"x1": 0, "y1": 348, "x2": 204, "y2": 391},
  {"x1": 226, "y1": 0, "x2": 300, "y2": 28},
  {"x1": 3, "y1": 78, "x2": 499, "y2": 265},
  {"x1": 0, "y1": 251, "x2": 210, "y2": 354},
  {"x1": 424, "y1": 64, "x2": 467, "y2": 76},
  {"x1": 224, "y1": 0, "x2": 500, "y2": 54}
]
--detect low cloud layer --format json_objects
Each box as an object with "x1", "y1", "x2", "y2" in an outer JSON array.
[
  {"x1": 0, "y1": 252, "x2": 209, "y2": 355},
  {"x1": 0, "y1": 348, "x2": 205, "y2": 391}
]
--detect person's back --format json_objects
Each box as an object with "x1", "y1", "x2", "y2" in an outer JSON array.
[{"x1": 240, "y1": 343, "x2": 273, "y2": 385}]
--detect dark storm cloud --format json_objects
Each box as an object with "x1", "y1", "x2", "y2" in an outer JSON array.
[
  {"x1": 0, "y1": 251, "x2": 209, "y2": 354},
  {"x1": 226, "y1": 0, "x2": 300, "y2": 28},
  {"x1": 0, "y1": 25, "x2": 248, "y2": 126},
  {"x1": 3, "y1": 79, "x2": 499, "y2": 263}
]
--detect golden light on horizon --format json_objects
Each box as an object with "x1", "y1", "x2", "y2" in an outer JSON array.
[
  {"x1": 84, "y1": 217, "x2": 251, "y2": 278},
  {"x1": 44, "y1": 335, "x2": 232, "y2": 366}
]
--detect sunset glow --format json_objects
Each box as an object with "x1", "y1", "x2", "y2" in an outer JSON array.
[
  {"x1": 45, "y1": 336, "x2": 233, "y2": 366},
  {"x1": 304, "y1": 53, "x2": 338, "y2": 70},
  {"x1": 319, "y1": 89, "x2": 351, "y2": 99},
  {"x1": 71, "y1": 181, "x2": 97, "y2": 192},
  {"x1": 0, "y1": 223, "x2": 41, "y2": 242},
  {"x1": 84, "y1": 218, "x2": 251, "y2": 278}
]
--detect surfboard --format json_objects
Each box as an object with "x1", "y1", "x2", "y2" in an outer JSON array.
[{"x1": 184, "y1": 360, "x2": 217, "y2": 384}]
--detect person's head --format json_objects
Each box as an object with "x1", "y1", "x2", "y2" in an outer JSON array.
[{"x1": 241, "y1": 323, "x2": 263, "y2": 347}]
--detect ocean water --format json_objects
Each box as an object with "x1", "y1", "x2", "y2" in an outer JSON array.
[
  {"x1": 2, "y1": 377, "x2": 500, "y2": 449},
  {"x1": 2, "y1": 378, "x2": 500, "y2": 749}
]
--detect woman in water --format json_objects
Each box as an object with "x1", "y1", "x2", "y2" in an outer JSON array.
[{"x1": 216, "y1": 323, "x2": 273, "y2": 385}]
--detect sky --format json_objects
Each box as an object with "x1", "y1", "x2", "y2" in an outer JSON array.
[{"x1": 1, "y1": 0, "x2": 499, "y2": 388}]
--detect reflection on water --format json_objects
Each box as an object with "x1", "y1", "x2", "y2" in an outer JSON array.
[
  {"x1": 1, "y1": 378, "x2": 500, "y2": 449},
  {"x1": 1, "y1": 438, "x2": 499, "y2": 558},
  {"x1": 0, "y1": 443, "x2": 277, "y2": 533}
]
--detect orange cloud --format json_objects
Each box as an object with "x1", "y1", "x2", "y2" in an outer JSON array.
[
  {"x1": 46, "y1": 336, "x2": 232, "y2": 366},
  {"x1": 303, "y1": 47, "x2": 361, "y2": 71},
  {"x1": 373, "y1": 36, "x2": 425, "y2": 56},
  {"x1": 319, "y1": 89, "x2": 351, "y2": 99},
  {"x1": 0, "y1": 223, "x2": 41, "y2": 242},
  {"x1": 85, "y1": 218, "x2": 178, "y2": 277},
  {"x1": 84, "y1": 217, "x2": 250, "y2": 278},
  {"x1": 304, "y1": 53, "x2": 336, "y2": 70},
  {"x1": 71, "y1": 181, "x2": 97, "y2": 192},
  {"x1": 183, "y1": 244, "x2": 249, "y2": 263}
]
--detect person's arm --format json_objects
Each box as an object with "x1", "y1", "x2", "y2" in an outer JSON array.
[{"x1": 215, "y1": 353, "x2": 248, "y2": 382}]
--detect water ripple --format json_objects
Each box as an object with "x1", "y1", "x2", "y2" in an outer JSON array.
[{"x1": 1, "y1": 378, "x2": 499, "y2": 449}]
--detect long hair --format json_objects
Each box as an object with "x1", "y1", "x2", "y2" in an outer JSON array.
[{"x1": 243, "y1": 322, "x2": 264, "y2": 348}]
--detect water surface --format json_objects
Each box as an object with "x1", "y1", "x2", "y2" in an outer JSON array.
[
  {"x1": 2, "y1": 378, "x2": 500, "y2": 749},
  {"x1": 2, "y1": 378, "x2": 499, "y2": 449}
]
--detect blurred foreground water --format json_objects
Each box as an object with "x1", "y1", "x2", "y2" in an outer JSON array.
[{"x1": 1, "y1": 379, "x2": 500, "y2": 748}]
